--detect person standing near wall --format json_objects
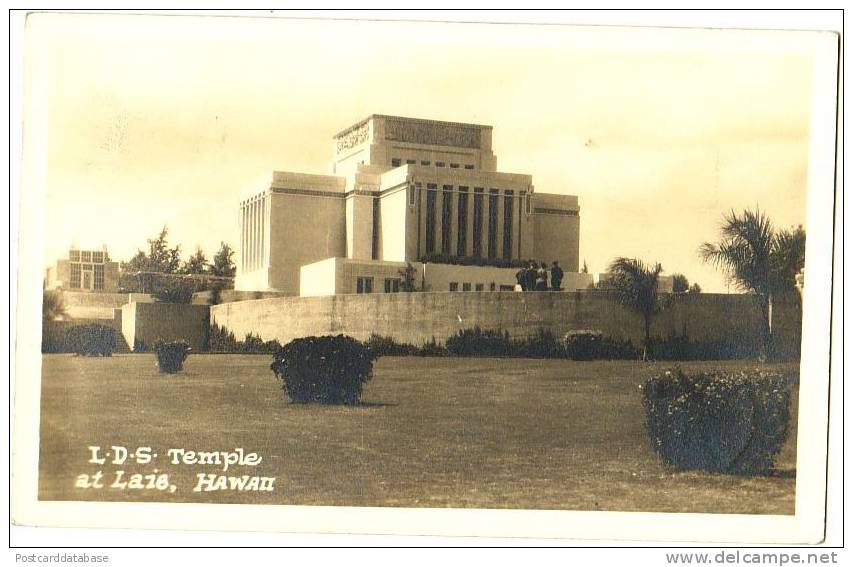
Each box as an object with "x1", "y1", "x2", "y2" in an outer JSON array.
[
  {"x1": 515, "y1": 266, "x2": 527, "y2": 291},
  {"x1": 523, "y1": 262, "x2": 536, "y2": 292},
  {"x1": 536, "y1": 262, "x2": 548, "y2": 291},
  {"x1": 551, "y1": 261, "x2": 564, "y2": 291}
]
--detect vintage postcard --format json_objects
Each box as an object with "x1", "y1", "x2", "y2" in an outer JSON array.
[{"x1": 11, "y1": 12, "x2": 840, "y2": 543}]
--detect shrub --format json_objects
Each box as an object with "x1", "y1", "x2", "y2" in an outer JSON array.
[
  {"x1": 65, "y1": 324, "x2": 117, "y2": 357},
  {"x1": 208, "y1": 323, "x2": 280, "y2": 353},
  {"x1": 563, "y1": 330, "x2": 603, "y2": 361},
  {"x1": 155, "y1": 340, "x2": 191, "y2": 373},
  {"x1": 209, "y1": 322, "x2": 239, "y2": 352},
  {"x1": 365, "y1": 334, "x2": 419, "y2": 357},
  {"x1": 514, "y1": 328, "x2": 562, "y2": 358},
  {"x1": 445, "y1": 327, "x2": 512, "y2": 357},
  {"x1": 641, "y1": 367, "x2": 792, "y2": 475},
  {"x1": 563, "y1": 331, "x2": 638, "y2": 360},
  {"x1": 418, "y1": 337, "x2": 447, "y2": 357},
  {"x1": 270, "y1": 335, "x2": 375, "y2": 404}
]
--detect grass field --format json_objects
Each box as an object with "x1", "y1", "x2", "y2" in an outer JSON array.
[{"x1": 38, "y1": 354, "x2": 798, "y2": 513}]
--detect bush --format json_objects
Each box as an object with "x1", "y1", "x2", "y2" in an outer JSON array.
[
  {"x1": 514, "y1": 328, "x2": 562, "y2": 358},
  {"x1": 363, "y1": 334, "x2": 449, "y2": 357},
  {"x1": 563, "y1": 330, "x2": 603, "y2": 361},
  {"x1": 445, "y1": 327, "x2": 512, "y2": 357},
  {"x1": 270, "y1": 335, "x2": 375, "y2": 404},
  {"x1": 155, "y1": 340, "x2": 191, "y2": 373},
  {"x1": 364, "y1": 334, "x2": 420, "y2": 357},
  {"x1": 641, "y1": 367, "x2": 792, "y2": 475},
  {"x1": 418, "y1": 337, "x2": 447, "y2": 357},
  {"x1": 563, "y1": 331, "x2": 638, "y2": 360},
  {"x1": 65, "y1": 324, "x2": 117, "y2": 357},
  {"x1": 208, "y1": 323, "x2": 280, "y2": 353}
]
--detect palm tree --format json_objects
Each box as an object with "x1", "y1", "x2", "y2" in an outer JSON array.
[
  {"x1": 608, "y1": 257, "x2": 664, "y2": 360},
  {"x1": 699, "y1": 208, "x2": 805, "y2": 360}
]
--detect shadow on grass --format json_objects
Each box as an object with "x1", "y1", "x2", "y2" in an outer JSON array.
[
  {"x1": 767, "y1": 468, "x2": 797, "y2": 479},
  {"x1": 282, "y1": 400, "x2": 398, "y2": 408}
]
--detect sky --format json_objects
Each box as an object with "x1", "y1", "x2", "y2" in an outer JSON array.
[{"x1": 28, "y1": 13, "x2": 816, "y2": 292}]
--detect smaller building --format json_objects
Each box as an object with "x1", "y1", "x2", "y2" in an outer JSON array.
[
  {"x1": 45, "y1": 247, "x2": 119, "y2": 293},
  {"x1": 300, "y1": 258, "x2": 593, "y2": 296}
]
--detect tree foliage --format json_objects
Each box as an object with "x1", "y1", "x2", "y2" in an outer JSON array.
[
  {"x1": 43, "y1": 290, "x2": 67, "y2": 324},
  {"x1": 699, "y1": 208, "x2": 806, "y2": 360},
  {"x1": 210, "y1": 242, "x2": 236, "y2": 278},
  {"x1": 607, "y1": 257, "x2": 665, "y2": 360},
  {"x1": 122, "y1": 226, "x2": 182, "y2": 274},
  {"x1": 181, "y1": 247, "x2": 209, "y2": 275},
  {"x1": 671, "y1": 273, "x2": 689, "y2": 293}
]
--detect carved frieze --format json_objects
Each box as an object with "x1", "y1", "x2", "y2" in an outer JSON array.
[
  {"x1": 335, "y1": 122, "x2": 369, "y2": 153},
  {"x1": 384, "y1": 117, "x2": 481, "y2": 149}
]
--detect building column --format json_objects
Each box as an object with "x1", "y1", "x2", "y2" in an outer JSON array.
[
  {"x1": 252, "y1": 199, "x2": 258, "y2": 270},
  {"x1": 504, "y1": 191, "x2": 515, "y2": 260},
  {"x1": 248, "y1": 201, "x2": 254, "y2": 271},
  {"x1": 494, "y1": 189, "x2": 504, "y2": 260},
  {"x1": 239, "y1": 203, "x2": 245, "y2": 272},
  {"x1": 480, "y1": 190, "x2": 491, "y2": 259},
  {"x1": 435, "y1": 187, "x2": 444, "y2": 256},
  {"x1": 446, "y1": 186, "x2": 457, "y2": 257},
  {"x1": 465, "y1": 190, "x2": 475, "y2": 257},
  {"x1": 414, "y1": 183, "x2": 426, "y2": 260}
]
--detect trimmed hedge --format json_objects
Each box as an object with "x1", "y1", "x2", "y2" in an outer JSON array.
[
  {"x1": 514, "y1": 328, "x2": 562, "y2": 358},
  {"x1": 563, "y1": 330, "x2": 638, "y2": 361},
  {"x1": 446, "y1": 327, "x2": 512, "y2": 356},
  {"x1": 641, "y1": 368, "x2": 792, "y2": 475},
  {"x1": 155, "y1": 340, "x2": 190, "y2": 373},
  {"x1": 364, "y1": 334, "x2": 448, "y2": 357},
  {"x1": 364, "y1": 334, "x2": 420, "y2": 357},
  {"x1": 65, "y1": 324, "x2": 117, "y2": 357},
  {"x1": 270, "y1": 335, "x2": 375, "y2": 404},
  {"x1": 209, "y1": 323, "x2": 281, "y2": 353}
]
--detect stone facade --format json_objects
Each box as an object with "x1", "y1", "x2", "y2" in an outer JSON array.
[{"x1": 236, "y1": 115, "x2": 582, "y2": 296}]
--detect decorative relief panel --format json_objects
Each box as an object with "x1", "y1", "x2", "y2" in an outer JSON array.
[
  {"x1": 384, "y1": 118, "x2": 481, "y2": 149},
  {"x1": 335, "y1": 122, "x2": 369, "y2": 153}
]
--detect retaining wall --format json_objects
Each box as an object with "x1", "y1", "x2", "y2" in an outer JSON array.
[
  {"x1": 121, "y1": 302, "x2": 210, "y2": 351},
  {"x1": 210, "y1": 291, "x2": 802, "y2": 358}
]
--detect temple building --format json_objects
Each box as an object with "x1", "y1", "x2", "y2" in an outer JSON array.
[{"x1": 236, "y1": 114, "x2": 591, "y2": 296}]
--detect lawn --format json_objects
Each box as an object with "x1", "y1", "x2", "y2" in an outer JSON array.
[{"x1": 38, "y1": 354, "x2": 798, "y2": 514}]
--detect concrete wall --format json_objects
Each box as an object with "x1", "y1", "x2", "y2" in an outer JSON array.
[
  {"x1": 43, "y1": 311, "x2": 128, "y2": 352},
  {"x1": 57, "y1": 291, "x2": 154, "y2": 319},
  {"x1": 121, "y1": 302, "x2": 210, "y2": 352},
  {"x1": 190, "y1": 290, "x2": 290, "y2": 305},
  {"x1": 210, "y1": 291, "x2": 802, "y2": 358}
]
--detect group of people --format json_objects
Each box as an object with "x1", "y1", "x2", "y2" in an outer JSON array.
[{"x1": 515, "y1": 261, "x2": 564, "y2": 292}]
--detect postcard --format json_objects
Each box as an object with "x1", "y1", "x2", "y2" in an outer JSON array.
[{"x1": 11, "y1": 12, "x2": 840, "y2": 544}]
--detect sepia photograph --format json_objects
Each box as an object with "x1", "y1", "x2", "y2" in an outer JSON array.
[{"x1": 11, "y1": 11, "x2": 840, "y2": 544}]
